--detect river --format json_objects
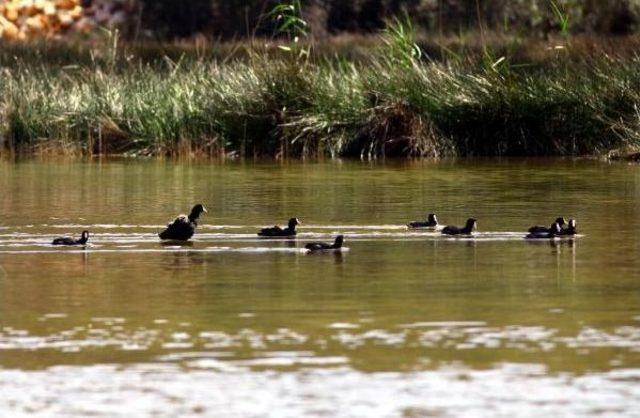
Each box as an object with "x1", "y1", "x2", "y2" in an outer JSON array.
[{"x1": 1, "y1": 158, "x2": 639, "y2": 416}]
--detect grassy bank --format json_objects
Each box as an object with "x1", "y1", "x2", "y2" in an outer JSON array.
[{"x1": 2, "y1": 33, "x2": 640, "y2": 158}]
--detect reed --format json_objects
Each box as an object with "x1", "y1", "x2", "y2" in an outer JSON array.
[{"x1": 2, "y1": 30, "x2": 640, "y2": 158}]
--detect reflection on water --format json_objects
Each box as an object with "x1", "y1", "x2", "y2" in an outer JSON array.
[
  {"x1": 2, "y1": 364, "x2": 640, "y2": 417},
  {"x1": 3, "y1": 317, "x2": 639, "y2": 365},
  {"x1": 1, "y1": 158, "x2": 640, "y2": 416}
]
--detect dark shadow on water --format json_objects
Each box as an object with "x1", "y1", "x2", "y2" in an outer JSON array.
[
  {"x1": 167, "y1": 251, "x2": 206, "y2": 270},
  {"x1": 305, "y1": 250, "x2": 345, "y2": 264},
  {"x1": 549, "y1": 239, "x2": 575, "y2": 250},
  {"x1": 524, "y1": 238, "x2": 576, "y2": 253}
]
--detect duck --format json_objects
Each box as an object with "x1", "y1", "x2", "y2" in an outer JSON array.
[
  {"x1": 52, "y1": 230, "x2": 90, "y2": 246},
  {"x1": 408, "y1": 213, "x2": 438, "y2": 229},
  {"x1": 442, "y1": 218, "x2": 477, "y2": 236},
  {"x1": 528, "y1": 217, "x2": 566, "y2": 234},
  {"x1": 258, "y1": 218, "x2": 301, "y2": 238},
  {"x1": 526, "y1": 222, "x2": 561, "y2": 239},
  {"x1": 159, "y1": 204, "x2": 207, "y2": 241},
  {"x1": 558, "y1": 219, "x2": 577, "y2": 236},
  {"x1": 305, "y1": 235, "x2": 344, "y2": 252}
]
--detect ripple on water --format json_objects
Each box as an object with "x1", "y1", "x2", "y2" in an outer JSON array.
[
  {"x1": 2, "y1": 322, "x2": 640, "y2": 359},
  {"x1": 0, "y1": 224, "x2": 576, "y2": 255}
]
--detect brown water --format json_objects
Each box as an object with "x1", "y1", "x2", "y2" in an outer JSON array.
[{"x1": 1, "y1": 158, "x2": 640, "y2": 416}]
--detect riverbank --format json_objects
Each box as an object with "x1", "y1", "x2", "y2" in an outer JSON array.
[{"x1": 2, "y1": 34, "x2": 640, "y2": 159}]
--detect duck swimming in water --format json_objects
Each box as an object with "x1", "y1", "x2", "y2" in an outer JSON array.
[
  {"x1": 258, "y1": 218, "x2": 301, "y2": 238},
  {"x1": 408, "y1": 213, "x2": 438, "y2": 229},
  {"x1": 305, "y1": 235, "x2": 344, "y2": 252},
  {"x1": 52, "y1": 230, "x2": 90, "y2": 246},
  {"x1": 528, "y1": 217, "x2": 566, "y2": 234},
  {"x1": 526, "y1": 222, "x2": 561, "y2": 239},
  {"x1": 442, "y1": 218, "x2": 477, "y2": 236},
  {"x1": 159, "y1": 204, "x2": 207, "y2": 241},
  {"x1": 558, "y1": 219, "x2": 577, "y2": 236}
]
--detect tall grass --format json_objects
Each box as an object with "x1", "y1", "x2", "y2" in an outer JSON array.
[{"x1": 2, "y1": 31, "x2": 640, "y2": 158}]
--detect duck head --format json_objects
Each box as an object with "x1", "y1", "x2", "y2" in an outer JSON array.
[
  {"x1": 79, "y1": 231, "x2": 90, "y2": 244},
  {"x1": 555, "y1": 217, "x2": 567, "y2": 227},
  {"x1": 334, "y1": 235, "x2": 344, "y2": 248},
  {"x1": 189, "y1": 204, "x2": 207, "y2": 221},
  {"x1": 288, "y1": 218, "x2": 301, "y2": 230},
  {"x1": 465, "y1": 218, "x2": 477, "y2": 231},
  {"x1": 567, "y1": 219, "x2": 577, "y2": 231},
  {"x1": 428, "y1": 213, "x2": 438, "y2": 224},
  {"x1": 551, "y1": 222, "x2": 562, "y2": 235}
]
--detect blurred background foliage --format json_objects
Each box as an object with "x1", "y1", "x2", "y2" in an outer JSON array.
[
  {"x1": 4, "y1": 1, "x2": 640, "y2": 41},
  {"x1": 136, "y1": 0, "x2": 640, "y2": 39}
]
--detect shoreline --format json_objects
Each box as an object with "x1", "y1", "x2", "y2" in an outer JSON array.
[{"x1": 1, "y1": 36, "x2": 640, "y2": 160}]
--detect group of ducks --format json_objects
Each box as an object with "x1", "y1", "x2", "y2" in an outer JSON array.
[
  {"x1": 159, "y1": 207, "x2": 347, "y2": 252},
  {"x1": 525, "y1": 217, "x2": 578, "y2": 239},
  {"x1": 50, "y1": 204, "x2": 343, "y2": 252},
  {"x1": 50, "y1": 204, "x2": 578, "y2": 251},
  {"x1": 407, "y1": 213, "x2": 577, "y2": 239}
]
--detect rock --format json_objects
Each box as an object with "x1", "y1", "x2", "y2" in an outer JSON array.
[
  {"x1": 0, "y1": 16, "x2": 20, "y2": 39},
  {"x1": 0, "y1": 0, "x2": 134, "y2": 40}
]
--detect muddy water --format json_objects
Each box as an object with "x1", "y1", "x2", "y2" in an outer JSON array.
[{"x1": 1, "y1": 159, "x2": 639, "y2": 416}]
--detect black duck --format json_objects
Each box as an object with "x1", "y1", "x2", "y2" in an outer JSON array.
[
  {"x1": 442, "y1": 218, "x2": 477, "y2": 236},
  {"x1": 408, "y1": 213, "x2": 438, "y2": 229},
  {"x1": 257, "y1": 218, "x2": 301, "y2": 238},
  {"x1": 159, "y1": 204, "x2": 207, "y2": 241},
  {"x1": 305, "y1": 235, "x2": 344, "y2": 252},
  {"x1": 528, "y1": 217, "x2": 566, "y2": 234},
  {"x1": 52, "y1": 230, "x2": 90, "y2": 246},
  {"x1": 526, "y1": 222, "x2": 561, "y2": 239}
]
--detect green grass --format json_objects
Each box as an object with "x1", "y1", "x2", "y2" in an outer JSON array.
[{"x1": 2, "y1": 34, "x2": 640, "y2": 158}]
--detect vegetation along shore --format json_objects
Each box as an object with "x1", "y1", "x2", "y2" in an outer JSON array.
[{"x1": 3, "y1": 26, "x2": 640, "y2": 159}]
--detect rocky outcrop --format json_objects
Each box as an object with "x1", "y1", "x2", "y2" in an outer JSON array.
[{"x1": 0, "y1": 0, "x2": 135, "y2": 40}]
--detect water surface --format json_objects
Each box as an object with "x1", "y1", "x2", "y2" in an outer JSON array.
[{"x1": 1, "y1": 158, "x2": 639, "y2": 416}]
